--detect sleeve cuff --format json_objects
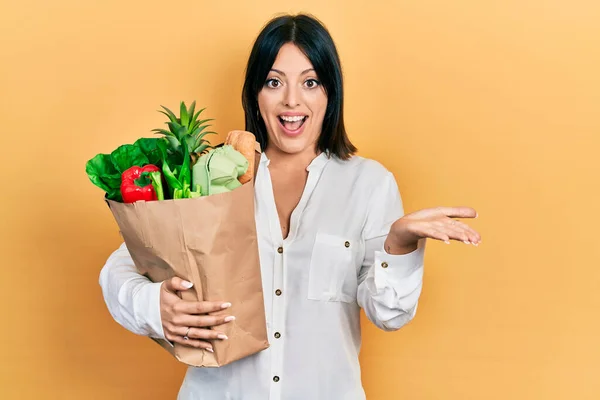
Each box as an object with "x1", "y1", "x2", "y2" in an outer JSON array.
[
  {"x1": 133, "y1": 281, "x2": 173, "y2": 346},
  {"x1": 374, "y1": 238, "x2": 426, "y2": 280}
]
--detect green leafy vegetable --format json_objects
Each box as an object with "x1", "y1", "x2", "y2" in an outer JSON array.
[
  {"x1": 134, "y1": 137, "x2": 164, "y2": 166},
  {"x1": 157, "y1": 139, "x2": 182, "y2": 198},
  {"x1": 85, "y1": 101, "x2": 234, "y2": 203},
  {"x1": 157, "y1": 131, "x2": 201, "y2": 199},
  {"x1": 149, "y1": 171, "x2": 165, "y2": 201},
  {"x1": 110, "y1": 144, "x2": 149, "y2": 174},
  {"x1": 86, "y1": 153, "x2": 123, "y2": 201}
]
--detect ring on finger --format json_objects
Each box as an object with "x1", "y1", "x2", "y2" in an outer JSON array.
[{"x1": 183, "y1": 327, "x2": 191, "y2": 341}]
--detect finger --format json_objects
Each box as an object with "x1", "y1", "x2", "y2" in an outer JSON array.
[
  {"x1": 424, "y1": 228, "x2": 451, "y2": 244},
  {"x1": 437, "y1": 207, "x2": 478, "y2": 219},
  {"x1": 442, "y1": 225, "x2": 472, "y2": 244},
  {"x1": 162, "y1": 276, "x2": 194, "y2": 293},
  {"x1": 441, "y1": 220, "x2": 481, "y2": 244},
  {"x1": 443, "y1": 225, "x2": 484, "y2": 246},
  {"x1": 175, "y1": 301, "x2": 232, "y2": 315},
  {"x1": 171, "y1": 326, "x2": 229, "y2": 341},
  {"x1": 164, "y1": 331, "x2": 214, "y2": 351},
  {"x1": 451, "y1": 221, "x2": 482, "y2": 244},
  {"x1": 173, "y1": 314, "x2": 236, "y2": 328}
]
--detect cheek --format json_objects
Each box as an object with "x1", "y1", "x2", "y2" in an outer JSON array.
[
  {"x1": 257, "y1": 92, "x2": 266, "y2": 115},
  {"x1": 310, "y1": 100, "x2": 327, "y2": 139},
  {"x1": 258, "y1": 90, "x2": 280, "y2": 112},
  {"x1": 313, "y1": 90, "x2": 328, "y2": 117},
  {"x1": 257, "y1": 92, "x2": 272, "y2": 117},
  {"x1": 257, "y1": 92, "x2": 279, "y2": 139},
  {"x1": 312, "y1": 98, "x2": 328, "y2": 122}
]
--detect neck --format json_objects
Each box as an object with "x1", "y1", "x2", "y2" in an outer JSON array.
[{"x1": 265, "y1": 146, "x2": 321, "y2": 171}]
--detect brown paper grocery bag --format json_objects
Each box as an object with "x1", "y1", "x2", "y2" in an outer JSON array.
[{"x1": 105, "y1": 145, "x2": 269, "y2": 367}]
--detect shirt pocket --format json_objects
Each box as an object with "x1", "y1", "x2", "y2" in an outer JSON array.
[{"x1": 307, "y1": 232, "x2": 359, "y2": 303}]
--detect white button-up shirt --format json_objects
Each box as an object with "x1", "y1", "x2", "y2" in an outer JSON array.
[{"x1": 99, "y1": 152, "x2": 426, "y2": 400}]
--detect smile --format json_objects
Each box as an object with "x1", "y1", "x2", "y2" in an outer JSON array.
[{"x1": 277, "y1": 114, "x2": 308, "y2": 136}]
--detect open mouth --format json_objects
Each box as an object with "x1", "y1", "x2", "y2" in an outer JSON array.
[{"x1": 278, "y1": 115, "x2": 308, "y2": 132}]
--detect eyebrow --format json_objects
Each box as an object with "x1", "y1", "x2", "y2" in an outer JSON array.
[{"x1": 270, "y1": 68, "x2": 315, "y2": 76}]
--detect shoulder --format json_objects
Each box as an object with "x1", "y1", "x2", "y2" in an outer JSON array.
[{"x1": 327, "y1": 154, "x2": 394, "y2": 184}]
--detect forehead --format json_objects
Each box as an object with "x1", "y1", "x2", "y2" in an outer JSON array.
[{"x1": 271, "y1": 43, "x2": 314, "y2": 74}]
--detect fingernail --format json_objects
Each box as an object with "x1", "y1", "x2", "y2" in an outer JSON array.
[
  {"x1": 182, "y1": 281, "x2": 193, "y2": 289},
  {"x1": 445, "y1": 241, "x2": 450, "y2": 245},
  {"x1": 218, "y1": 334, "x2": 228, "y2": 340},
  {"x1": 221, "y1": 302, "x2": 232, "y2": 309},
  {"x1": 473, "y1": 242, "x2": 479, "y2": 247},
  {"x1": 463, "y1": 240, "x2": 470, "y2": 245},
  {"x1": 224, "y1": 316, "x2": 236, "y2": 322},
  {"x1": 206, "y1": 347, "x2": 214, "y2": 353}
]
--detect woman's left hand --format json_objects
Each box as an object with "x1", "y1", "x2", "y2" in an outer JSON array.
[{"x1": 384, "y1": 206, "x2": 481, "y2": 254}]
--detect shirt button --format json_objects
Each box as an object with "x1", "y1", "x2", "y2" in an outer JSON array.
[
  {"x1": 274, "y1": 332, "x2": 281, "y2": 339},
  {"x1": 381, "y1": 261, "x2": 389, "y2": 268},
  {"x1": 273, "y1": 376, "x2": 280, "y2": 382},
  {"x1": 275, "y1": 289, "x2": 282, "y2": 296},
  {"x1": 277, "y1": 246, "x2": 283, "y2": 254},
  {"x1": 344, "y1": 241, "x2": 350, "y2": 248}
]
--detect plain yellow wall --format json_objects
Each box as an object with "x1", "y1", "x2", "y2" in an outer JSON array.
[{"x1": 1, "y1": 0, "x2": 599, "y2": 399}]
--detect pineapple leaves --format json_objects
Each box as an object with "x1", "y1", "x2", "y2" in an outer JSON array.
[
  {"x1": 159, "y1": 106, "x2": 177, "y2": 122},
  {"x1": 158, "y1": 111, "x2": 177, "y2": 125},
  {"x1": 180, "y1": 101, "x2": 190, "y2": 127},
  {"x1": 166, "y1": 122, "x2": 188, "y2": 140},
  {"x1": 184, "y1": 136, "x2": 197, "y2": 154},
  {"x1": 190, "y1": 118, "x2": 214, "y2": 134},
  {"x1": 151, "y1": 128, "x2": 175, "y2": 137},
  {"x1": 194, "y1": 143, "x2": 211, "y2": 154},
  {"x1": 192, "y1": 108, "x2": 204, "y2": 120},
  {"x1": 193, "y1": 131, "x2": 217, "y2": 152},
  {"x1": 164, "y1": 136, "x2": 181, "y2": 152},
  {"x1": 187, "y1": 101, "x2": 196, "y2": 125},
  {"x1": 189, "y1": 125, "x2": 215, "y2": 141}
]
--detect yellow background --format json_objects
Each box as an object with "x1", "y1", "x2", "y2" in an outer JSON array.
[{"x1": 1, "y1": 0, "x2": 599, "y2": 399}]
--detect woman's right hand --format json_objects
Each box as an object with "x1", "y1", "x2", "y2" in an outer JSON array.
[{"x1": 159, "y1": 277, "x2": 235, "y2": 352}]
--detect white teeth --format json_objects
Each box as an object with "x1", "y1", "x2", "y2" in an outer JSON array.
[{"x1": 280, "y1": 115, "x2": 305, "y2": 122}]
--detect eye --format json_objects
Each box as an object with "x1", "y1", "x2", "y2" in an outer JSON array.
[
  {"x1": 265, "y1": 78, "x2": 281, "y2": 88},
  {"x1": 305, "y1": 79, "x2": 320, "y2": 89}
]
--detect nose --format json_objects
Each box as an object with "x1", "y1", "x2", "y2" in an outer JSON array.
[{"x1": 283, "y1": 84, "x2": 300, "y2": 107}]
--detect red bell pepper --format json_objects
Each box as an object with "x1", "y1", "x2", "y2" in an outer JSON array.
[{"x1": 120, "y1": 165, "x2": 162, "y2": 203}]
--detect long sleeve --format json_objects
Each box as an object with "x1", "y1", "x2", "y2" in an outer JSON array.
[
  {"x1": 98, "y1": 242, "x2": 166, "y2": 339},
  {"x1": 357, "y1": 171, "x2": 426, "y2": 331}
]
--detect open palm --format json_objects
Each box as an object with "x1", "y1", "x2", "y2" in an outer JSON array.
[{"x1": 388, "y1": 206, "x2": 481, "y2": 251}]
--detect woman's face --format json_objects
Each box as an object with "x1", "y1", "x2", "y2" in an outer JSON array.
[{"x1": 258, "y1": 43, "x2": 328, "y2": 158}]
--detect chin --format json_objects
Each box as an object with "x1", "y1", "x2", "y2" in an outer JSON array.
[
  {"x1": 270, "y1": 137, "x2": 316, "y2": 156},
  {"x1": 277, "y1": 142, "x2": 309, "y2": 155}
]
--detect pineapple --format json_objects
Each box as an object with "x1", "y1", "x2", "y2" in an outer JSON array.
[
  {"x1": 152, "y1": 101, "x2": 217, "y2": 199},
  {"x1": 152, "y1": 101, "x2": 216, "y2": 164}
]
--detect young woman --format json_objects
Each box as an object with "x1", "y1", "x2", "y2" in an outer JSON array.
[{"x1": 99, "y1": 13, "x2": 481, "y2": 400}]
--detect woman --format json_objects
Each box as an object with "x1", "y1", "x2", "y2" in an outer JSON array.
[{"x1": 99, "y1": 13, "x2": 481, "y2": 400}]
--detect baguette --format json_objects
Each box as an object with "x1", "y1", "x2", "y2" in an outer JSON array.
[{"x1": 225, "y1": 130, "x2": 256, "y2": 184}]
